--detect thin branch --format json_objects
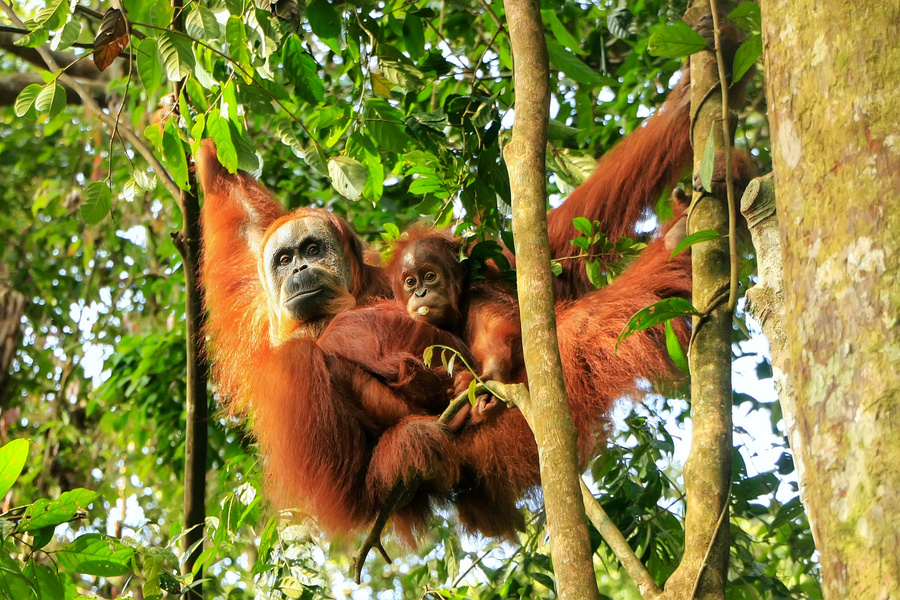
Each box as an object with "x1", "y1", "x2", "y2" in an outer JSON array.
[
  {"x1": 708, "y1": 1, "x2": 738, "y2": 313},
  {"x1": 0, "y1": 1, "x2": 181, "y2": 203},
  {"x1": 0, "y1": 31, "x2": 107, "y2": 79},
  {"x1": 580, "y1": 479, "x2": 663, "y2": 599}
]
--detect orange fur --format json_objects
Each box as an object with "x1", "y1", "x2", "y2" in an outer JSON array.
[{"x1": 199, "y1": 62, "x2": 701, "y2": 541}]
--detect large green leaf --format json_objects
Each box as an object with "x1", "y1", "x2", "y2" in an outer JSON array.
[
  {"x1": 328, "y1": 156, "x2": 367, "y2": 200},
  {"x1": 733, "y1": 34, "x2": 762, "y2": 82},
  {"x1": 17, "y1": 488, "x2": 100, "y2": 532},
  {"x1": 81, "y1": 181, "x2": 112, "y2": 224},
  {"x1": 158, "y1": 32, "x2": 195, "y2": 82},
  {"x1": 648, "y1": 21, "x2": 706, "y2": 57},
  {"x1": 136, "y1": 38, "x2": 162, "y2": 98},
  {"x1": 282, "y1": 35, "x2": 324, "y2": 104},
  {"x1": 56, "y1": 534, "x2": 134, "y2": 577},
  {"x1": 208, "y1": 112, "x2": 238, "y2": 174},
  {"x1": 0, "y1": 439, "x2": 28, "y2": 500},
  {"x1": 162, "y1": 123, "x2": 189, "y2": 190},
  {"x1": 34, "y1": 81, "x2": 66, "y2": 118},
  {"x1": 13, "y1": 84, "x2": 42, "y2": 118}
]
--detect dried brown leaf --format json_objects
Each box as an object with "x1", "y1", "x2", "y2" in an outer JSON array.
[{"x1": 93, "y1": 8, "x2": 129, "y2": 71}]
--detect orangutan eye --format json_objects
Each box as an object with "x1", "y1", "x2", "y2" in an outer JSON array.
[
  {"x1": 424, "y1": 272, "x2": 436, "y2": 282},
  {"x1": 306, "y1": 244, "x2": 320, "y2": 257},
  {"x1": 405, "y1": 277, "x2": 416, "y2": 288},
  {"x1": 278, "y1": 253, "x2": 291, "y2": 266}
]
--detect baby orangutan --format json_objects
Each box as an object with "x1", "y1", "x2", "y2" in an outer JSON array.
[{"x1": 389, "y1": 229, "x2": 525, "y2": 427}]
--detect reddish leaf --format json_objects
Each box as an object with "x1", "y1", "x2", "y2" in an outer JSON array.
[{"x1": 92, "y1": 8, "x2": 129, "y2": 71}]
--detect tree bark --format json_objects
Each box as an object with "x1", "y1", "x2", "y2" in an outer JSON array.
[
  {"x1": 501, "y1": 0, "x2": 601, "y2": 597},
  {"x1": 169, "y1": 1, "x2": 209, "y2": 597},
  {"x1": 663, "y1": 4, "x2": 735, "y2": 599},
  {"x1": 758, "y1": 1, "x2": 900, "y2": 597}
]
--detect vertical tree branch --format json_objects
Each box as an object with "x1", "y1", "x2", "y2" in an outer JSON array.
[
  {"x1": 169, "y1": 1, "x2": 208, "y2": 596},
  {"x1": 664, "y1": 2, "x2": 735, "y2": 598},
  {"x1": 501, "y1": 0, "x2": 600, "y2": 597}
]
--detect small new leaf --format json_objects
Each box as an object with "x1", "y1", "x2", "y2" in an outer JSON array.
[
  {"x1": 665, "y1": 320, "x2": 689, "y2": 374},
  {"x1": 617, "y1": 297, "x2": 700, "y2": 348},
  {"x1": 93, "y1": 8, "x2": 129, "y2": 72},
  {"x1": 669, "y1": 229, "x2": 721, "y2": 259}
]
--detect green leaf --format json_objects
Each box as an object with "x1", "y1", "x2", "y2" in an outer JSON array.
[
  {"x1": 541, "y1": 10, "x2": 584, "y2": 55},
  {"x1": 14, "y1": 84, "x2": 42, "y2": 118},
  {"x1": 51, "y1": 18, "x2": 81, "y2": 52},
  {"x1": 136, "y1": 38, "x2": 162, "y2": 98},
  {"x1": 18, "y1": 488, "x2": 100, "y2": 532},
  {"x1": 0, "y1": 553, "x2": 31, "y2": 600},
  {"x1": 700, "y1": 124, "x2": 716, "y2": 192},
  {"x1": 379, "y1": 55, "x2": 424, "y2": 92},
  {"x1": 149, "y1": 0, "x2": 174, "y2": 29},
  {"x1": 81, "y1": 181, "x2": 112, "y2": 224},
  {"x1": 35, "y1": 81, "x2": 66, "y2": 118},
  {"x1": 187, "y1": 5, "x2": 221, "y2": 39},
  {"x1": 665, "y1": 320, "x2": 689, "y2": 374},
  {"x1": 282, "y1": 35, "x2": 324, "y2": 104},
  {"x1": 585, "y1": 259, "x2": 602, "y2": 289},
  {"x1": 56, "y1": 533, "x2": 134, "y2": 577},
  {"x1": 550, "y1": 260, "x2": 563, "y2": 276},
  {"x1": 328, "y1": 156, "x2": 367, "y2": 200},
  {"x1": 648, "y1": 22, "x2": 707, "y2": 58},
  {"x1": 24, "y1": 562, "x2": 64, "y2": 600},
  {"x1": 158, "y1": 32, "x2": 195, "y2": 82},
  {"x1": 0, "y1": 439, "x2": 29, "y2": 500},
  {"x1": 572, "y1": 216, "x2": 592, "y2": 236},
  {"x1": 14, "y1": 27, "x2": 50, "y2": 48},
  {"x1": 229, "y1": 119, "x2": 261, "y2": 172},
  {"x1": 31, "y1": 525, "x2": 55, "y2": 548},
  {"x1": 617, "y1": 297, "x2": 700, "y2": 348},
  {"x1": 207, "y1": 113, "x2": 238, "y2": 173},
  {"x1": 226, "y1": 17, "x2": 253, "y2": 81},
  {"x1": 402, "y1": 14, "x2": 425, "y2": 59},
  {"x1": 467, "y1": 379, "x2": 477, "y2": 406},
  {"x1": 162, "y1": 123, "x2": 190, "y2": 190},
  {"x1": 423, "y1": 346, "x2": 434, "y2": 367},
  {"x1": 669, "y1": 229, "x2": 721, "y2": 259},
  {"x1": 365, "y1": 99, "x2": 409, "y2": 153},
  {"x1": 308, "y1": 0, "x2": 341, "y2": 54},
  {"x1": 547, "y1": 41, "x2": 599, "y2": 85},
  {"x1": 729, "y1": 2, "x2": 762, "y2": 33},
  {"x1": 733, "y1": 34, "x2": 762, "y2": 83}
]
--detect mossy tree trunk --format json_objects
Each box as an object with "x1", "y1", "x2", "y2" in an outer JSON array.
[{"x1": 759, "y1": 1, "x2": 900, "y2": 597}]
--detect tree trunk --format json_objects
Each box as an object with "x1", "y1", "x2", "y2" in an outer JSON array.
[
  {"x1": 502, "y1": 0, "x2": 601, "y2": 597},
  {"x1": 759, "y1": 1, "x2": 900, "y2": 597},
  {"x1": 663, "y1": 4, "x2": 736, "y2": 598}
]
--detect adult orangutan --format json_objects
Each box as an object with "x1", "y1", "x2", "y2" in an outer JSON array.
[{"x1": 197, "y1": 62, "x2": 702, "y2": 540}]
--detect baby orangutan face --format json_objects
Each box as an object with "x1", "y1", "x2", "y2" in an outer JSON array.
[{"x1": 395, "y1": 239, "x2": 464, "y2": 330}]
